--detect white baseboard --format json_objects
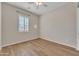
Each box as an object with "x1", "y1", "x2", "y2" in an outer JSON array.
[
  {"x1": 2, "y1": 36, "x2": 77, "y2": 51},
  {"x1": 40, "y1": 36, "x2": 76, "y2": 49},
  {"x1": 2, "y1": 37, "x2": 38, "y2": 47},
  {"x1": 75, "y1": 48, "x2": 79, "y2": 51}
]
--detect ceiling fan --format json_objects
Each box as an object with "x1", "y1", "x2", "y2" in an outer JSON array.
[{"x1": 28, "y1": 2, "x2": 48, "y2": 9}]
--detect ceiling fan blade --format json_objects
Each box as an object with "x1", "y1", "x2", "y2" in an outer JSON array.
[{"x1": 43, "y1": 4, "x2": 48, "y2": 7}]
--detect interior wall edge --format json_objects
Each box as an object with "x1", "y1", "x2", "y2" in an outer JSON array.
[{"x1": 0, "y1": 2, "x2": 2, "y2": 50}]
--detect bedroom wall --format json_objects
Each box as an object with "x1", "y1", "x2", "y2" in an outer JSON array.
[
  {"x1": 77, "y1": 5, "x2": 79, "y2": 50},
  {"x1": 40, "y1": 3, "x2": 76, "y2": 48},
  {"x1": 0, "y1": 2, "x2": 2, "y2": 49},
  {"x1": 2, "y1": 3, "x2": 39, "y2": 47}
]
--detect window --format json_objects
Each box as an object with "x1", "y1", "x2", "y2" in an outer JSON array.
[{"x1": 18, "y1": 14, "x2": 29, "y2": 32}]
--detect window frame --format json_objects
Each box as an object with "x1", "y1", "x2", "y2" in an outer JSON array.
[{"x1": 17, "y1": 12, "x2": 29, "y2": 32}]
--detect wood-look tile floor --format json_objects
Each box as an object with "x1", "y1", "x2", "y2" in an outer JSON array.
[{"x1": 0, "y1": 38, "x2": 79, "y2": 56}]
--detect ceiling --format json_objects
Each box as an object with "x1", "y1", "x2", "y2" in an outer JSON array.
[{"x1": 7, "y1": 2, "x2": 68, "y2": 15}]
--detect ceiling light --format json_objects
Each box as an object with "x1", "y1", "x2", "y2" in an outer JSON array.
[
  {"x1": 35, "y1": 2, "x2": 43, "y2": 6},
  {"x1": 28, "y1": 2, "x2": 48, "y2": 9}
]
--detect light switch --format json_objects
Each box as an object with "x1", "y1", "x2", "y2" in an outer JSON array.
[{"x1": 34, "y1": 24, "x2": 37, "y2": 29}]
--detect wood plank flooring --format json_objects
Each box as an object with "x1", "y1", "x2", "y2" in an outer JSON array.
[{"x1": 0, "y1": 38, "x2": 79, "y2": 56}]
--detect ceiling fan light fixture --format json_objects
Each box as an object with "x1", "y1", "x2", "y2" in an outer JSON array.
[
  {"x1": 35, "y1": 2, "x2": 43, "y2": 6},
  {"x1": 28, "y1": 1, "x2": 48, "y2": 9}
]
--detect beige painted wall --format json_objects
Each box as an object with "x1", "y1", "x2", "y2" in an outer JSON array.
[
  {"x1": 77, "y1": 8, "x2": 79, "y2": 50},
  {"x1": 2, "y1": 3, "x2": 39, "y2": 47},
  {"x1": 40, "y1": 3, "x2": 76, "y2": 48},
  {"x1": 0, "y1": 2, "x2": 2, "y2": 49}
]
